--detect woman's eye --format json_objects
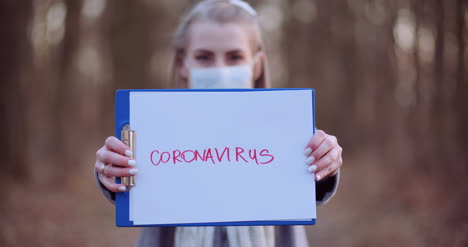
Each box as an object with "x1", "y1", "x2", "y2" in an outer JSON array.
[
  {"x1": 227, "y1": 54, "x2": 244, "y2": 64},
  {"x1": 195, "y1": 55, "x2": 211, "y2": 62},
  {"x1": 230, "y1": 55, "x2": 242, "y2": 61}
]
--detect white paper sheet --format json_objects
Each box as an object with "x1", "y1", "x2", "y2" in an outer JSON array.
[{"x1": 129, "y1": 90, "x2": 316, "y2": 225}]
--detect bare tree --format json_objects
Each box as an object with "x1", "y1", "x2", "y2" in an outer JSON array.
[{"x1": 0, "y1": 1, "x2": 33, "y2": 181}]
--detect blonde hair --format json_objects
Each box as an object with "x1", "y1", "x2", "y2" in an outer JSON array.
[{"x1": 168, "y1": 0, "x2": 271, "y2": 88}]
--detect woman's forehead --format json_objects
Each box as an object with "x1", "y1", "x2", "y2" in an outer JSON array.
[{"x1": 187, "y1": 21, "x2": 252, "y2": 53}]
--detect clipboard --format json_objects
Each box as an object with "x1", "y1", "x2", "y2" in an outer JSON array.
[{"x1": 115, "y1": 89, "x2": 316, "y2": 227}]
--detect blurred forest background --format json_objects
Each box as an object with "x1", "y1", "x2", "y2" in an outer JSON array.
[{"x1": 1, "y1": 0, "x2": 467, "y2": 246}]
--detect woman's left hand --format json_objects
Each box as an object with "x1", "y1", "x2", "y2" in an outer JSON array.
[{"x1": 304, "y1": 130, "x2": 343, "y2": 181}]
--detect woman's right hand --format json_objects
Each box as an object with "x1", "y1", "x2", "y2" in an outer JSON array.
[{"x1": 95, "y1": 136, "x2": 139, "y2": 192}]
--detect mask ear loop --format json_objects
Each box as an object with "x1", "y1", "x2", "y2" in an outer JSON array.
[
  {"x1": 251, "y1": 51, "x2": 264, "y2": 86},
  {"x1": 250, "y1": 51, "x2": 262, "y2": 68}
]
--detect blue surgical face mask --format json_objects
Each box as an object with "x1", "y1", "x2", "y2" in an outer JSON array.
[
  {"x1": 189, "y1": 65, "x2": 252, "y2": 89},
  {"x1": 187, "y1": 56, "x2": 259, "y2": 89}
]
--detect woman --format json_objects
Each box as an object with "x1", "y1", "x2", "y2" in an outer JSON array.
[{"x1": 95, "y1": 1, "x2": 342, "y2": 246}]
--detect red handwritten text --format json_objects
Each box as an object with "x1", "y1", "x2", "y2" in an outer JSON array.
[{"x1": 150, "y1": 147, "x2": 274, "y2": 166}]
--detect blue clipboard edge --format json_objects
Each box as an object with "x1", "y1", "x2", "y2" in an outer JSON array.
[{"x1": 115, "y1": 88, "x2": 316, "y2": 227}]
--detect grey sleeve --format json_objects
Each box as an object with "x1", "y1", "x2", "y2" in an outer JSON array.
[
  {"x1": 316, "y1": 169, "x2": 340, "y2": 205},
  {"x1": 94, "y1": 169, "x2": 116, "y2": 204}
]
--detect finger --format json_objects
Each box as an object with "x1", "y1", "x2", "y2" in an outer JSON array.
[
  {"x1": 99, "y1": 174, "x2": 128, "y2": 192},
  {"x1": 307, "y1": 135, "x2": 338, "y2": 165},
  {"x1": 305, "y1": 130, "x2": 327, "y2": 155},
  {"x1": 96, "y1": 149, "x2": 136, "y2": 167},
  {"x1": 315, "y1": 158, "x2": 342, "y2": 181},
  {"x1": 307, "y1": 146, "x2": 341, "y2": 173},
  {"x1": 328, "y1": 156, "x2": 343, "y2": 177},
  {"x1": 102, "y1": 165, "x2": 139, "y2": 177},
  {"x1": 95, "y1": 159, "x2": 105, "y2": 172},
  {"x1": 104, "y1": 136, "x2": 133, "y2": 157}
]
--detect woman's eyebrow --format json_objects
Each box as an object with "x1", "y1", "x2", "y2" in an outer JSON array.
[
  {"x1": 226, "y1": 49, "x2": 246, "y2": 54},
  {"x1": 193, "y1": 49, "x2": 214, "y2": 54}
]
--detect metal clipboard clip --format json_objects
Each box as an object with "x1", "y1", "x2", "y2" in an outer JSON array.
[{"x1": 121, "y1": 124, "x2": 136, "y2": 188}]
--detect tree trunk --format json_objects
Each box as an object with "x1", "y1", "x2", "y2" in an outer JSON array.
[
  {"x1": 456, "y1": 0, "x2": 467, "y2": 168},
  {"x1": 0, "y1": 1, "x2": 33, "y2": 181}
]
